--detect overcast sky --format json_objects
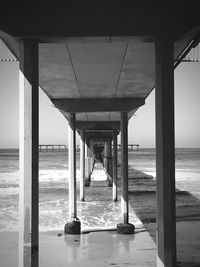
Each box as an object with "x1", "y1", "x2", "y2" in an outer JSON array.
[{"x1": 0, "y1": 61, "x2": 200, "y2": 148}]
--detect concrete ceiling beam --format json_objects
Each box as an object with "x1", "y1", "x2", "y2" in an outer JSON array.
[
  {"x1": 76, "y1": 121, "x2": 120, "y2": 131},
  {"x1": 85, "y1": 131, "x2": 114, "y2": 141},
  {"x1": 52, "y1": 98, "x2": 145, "y2": 113},
  {"x1": 1, "y1": 3, "x2": 200, "y2": 39}
]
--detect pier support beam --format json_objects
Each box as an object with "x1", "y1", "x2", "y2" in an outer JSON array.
[
  {"x1": 104, "y1": 141, "x2": 108, "y2": 171},
  {"x1": 104, "y1": 140, "x2": 112, "y2": 186},
  {"x1": 19, "y1": 40, "x2": 39, "y2": 267},
  {"x1": 108, "y1": 139, "x2": 113, "y2": 178},
  {"x1": 85, "y1": 144, "x2": 92, "y2": 186},
  {"x1": 117, "y1": 112, "x2": 134, "y2": 234},
  {"x1": 113, "y1": 130, "x2": 118, "y2": 201},
  {"x1": 107, "y1": 139, "x2": 113, "y2": 186},
  {"x1": 120, "y1": 112, "x2": 129, "y2": 224},
  {"x1": 80, "y1": 130, "x2": 85, "y2": 201},
  {"x1": 65, "y1": 113, "x2": 80, "y2": 234},
  {"x1": 155, "y1": 37, "x2": 176, "y2": 266}
]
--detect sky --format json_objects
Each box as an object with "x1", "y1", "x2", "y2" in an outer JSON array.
[{"x1": 0, "y1": 60, "x2": 200, "y2": 148}]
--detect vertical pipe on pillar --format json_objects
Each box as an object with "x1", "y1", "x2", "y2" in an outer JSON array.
[
  {"x1": 120, "y1": 112, "x2": 129, "y2": 224},
  {"x1": 155, "y1": 37, "x2": 176, "y2": 267},
  {"x1": 19, "y1": 40, "x2": 39, "y2": 267},
  {"x1": 68, "y1": 113, "x2": 77, "y2": 218},
  {"x1": 113, "y1": 130, "x2": 118, "y2": 201},
  {"x1": 80, "y1": 130, "x2": 85, "y2": 201}
]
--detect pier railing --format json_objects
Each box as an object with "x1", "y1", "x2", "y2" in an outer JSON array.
[
  {"x1": 39, "y1": 144, "x2": 139, "y2": 152},
  {"x1": 117, "y1": 144, "x2": 139, "y2": 151},
  {"x1": 39, "y1": 144, "x2": 67, "y2": 152}
]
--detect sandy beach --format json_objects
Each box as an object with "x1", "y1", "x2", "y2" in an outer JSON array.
[
  {"x1": 0, "y1": 220, "x2": 199, "y2": 267},
  {"x1": 0, "y1": 148, "x2": 199, "y2": 266}
]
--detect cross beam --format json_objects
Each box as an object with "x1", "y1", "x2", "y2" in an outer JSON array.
[
  {"x1": 76, "y1": 121, "x2": 120, "y2": 131},
  {"x1": 51, "y1": 98, "x2": 145, "y2": 113}
]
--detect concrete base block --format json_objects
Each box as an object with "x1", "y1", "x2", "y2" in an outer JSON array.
[
  {"x1": 85, "y1": 178, "x2": 91, "y2": 187},
  {"x1": 117, "y1": 223, "x2": 135, "y2": 234},
  {"x1": 107, "y1": 180, "x2": 113, "y2": 187},
  {"x1": 107, "y1": 175, "x2": 113, "y2": 187},
  {"x1": 64, "y1": 218, "x2": 81, "y2": 235}
]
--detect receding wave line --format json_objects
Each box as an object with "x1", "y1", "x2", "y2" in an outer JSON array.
[{"x1": 128, "y1": 190, "x2": 191, "y2": 195}]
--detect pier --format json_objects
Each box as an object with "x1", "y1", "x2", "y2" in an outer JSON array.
[
  {"x1": 1, "y1": 3, "x2": 200, "y2": 266},
  {"x1": 117, "y1": 144, "x2": 139, "y2": 151},
  {"x1": 39, "y1": 144, "x2": 67, "y2": 152},
  {"x1": 39, "y1": 144, "x2": 139, "y2": 152}
]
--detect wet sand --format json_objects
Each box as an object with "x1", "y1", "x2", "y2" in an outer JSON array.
[{"x1": 0, "y1": 221, "x2": 199, "y2": 267}]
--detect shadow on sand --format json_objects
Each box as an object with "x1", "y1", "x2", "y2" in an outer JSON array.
[{"x1": 127, "y1": 166, "x2": 200, "y2": 267}]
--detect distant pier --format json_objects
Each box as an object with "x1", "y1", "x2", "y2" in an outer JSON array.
[
  {"x1": 117, "y1": 144, "x2": 139, "y2": 151},
  {"x1": 39, "y1": 144, "x2": 139, "y2": 152},
  {"x1": 39, "y1": 144, "x2": 67, "y2": 152}
]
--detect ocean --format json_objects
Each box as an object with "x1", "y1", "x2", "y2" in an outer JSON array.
[{"x1": 0, "y1": 148, "x2": 200, "y2": 232}]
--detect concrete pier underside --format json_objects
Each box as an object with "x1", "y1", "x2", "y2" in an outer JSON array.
[{"x1": 0, "y1": 3, "x2": 200, "y2": 266}]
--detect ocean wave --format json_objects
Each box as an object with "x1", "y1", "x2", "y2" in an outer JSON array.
[
  {"x1": 128, "y1": 189, "x2": 194, "y2": 196},
  {"x1": 129, "y1": 190, "x2": 156, "y2": 195},
  {"x1": 0, "y1": 187, "x2": 19, "y2": 195},
  {"x1": 0, "y1": 183, "x2": 18, "y2": 188}
]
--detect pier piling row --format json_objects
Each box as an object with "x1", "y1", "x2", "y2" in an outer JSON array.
[{"x1": 2, "y1": 4, "x2": 199, "y2": 266}]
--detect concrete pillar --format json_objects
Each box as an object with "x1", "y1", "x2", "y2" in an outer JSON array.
[
  {"x1": 113, "y1": 130, "x2": 118, "y2": 201},
  {"x1": 80, "y1": 130, "x2": 85, "y2": 201},
  {"x1": 19, "y1": 40, "x2": 39, "y2": 267},
  {"x1": 68, "y1": 113, "x2": 77, "y2": 218},
  {"x1": 85, "y1": 142, "x2": 91, "y2": 186},
  {"x1": 155, "y1": 37, "x2": 176, "y2": 266},
  {"x1": 88, "y1": 141, "x2": 94, "y2": 173},
  {"x1": 108, "y1": 139, "x2": 113, "y2": 177},
  {"x1": 120, "y1": 112, "x2": 129, "y2": 224},
  {"x1": 65, "y1": 113, "x2": 80, "y2": 234},
  {"x1": 104, "y1": 140, "x2": 112, "y2": 186},
  {"x1": 117, "y1": 112, "x2": 134, "y2": 234},
  {"x1": 108, "y1": 139, "x2": 113, "y2": 186},
  {"x1": 105, "y1": 141, "x2": 109, "y2": 173}
]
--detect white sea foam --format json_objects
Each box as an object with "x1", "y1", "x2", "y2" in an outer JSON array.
[
  {"x1": 0, "y1": 187, "x2": 19, "y2": 195},
  {"x1": 0, "y1": 171, "x2": 19, "y2": 185},
  {"x1": 39, "y1": 169, "x2": 80, "y2": 183},
  {"x1": 0, "y1": 148, "x2": 199, "y2": 232}
]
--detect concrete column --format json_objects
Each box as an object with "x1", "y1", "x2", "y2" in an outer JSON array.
[
  {"x1": 65, "y1": 113, "x2": 80, "y2": 234},
  {"x1": 68, "y1": 113, "x2": 76, "y2": 218},
  {"x1": 113, "y1": 130, "x2": 118, "y2": 201},
  {"x1": 105, "y1": 141, "x2": 109, "y2": 173},
  {"x1": 88, "y1": 141, "x2": 94, "y2": 173},
  {"x1": 155, "y1": 37, "x2": 176, "y2": 266},
  {"x1": 108, "y1": 139, "x2": 113, "y2": 186},
  {"x1": 19, "y1": 40, "x2": 39, "y2": 267},
  {"x1": 104, "y1": 140, "x2": 112, "y2": 186},
  {"x1": 80, "y1": 130, "x2": 85, "y2": 201},
  {"x1": 117, "y1": 112, "x2": 135, "y2": 234},
  {"x1": 121, "y1": 112, "x2": 129, "y2": 224},
  {"x1": 85, "y1": 142, "x2": 91, "y2": 186},
  {"x1": 108, "y1": 139, "x2": 113, "y2": 177}
]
